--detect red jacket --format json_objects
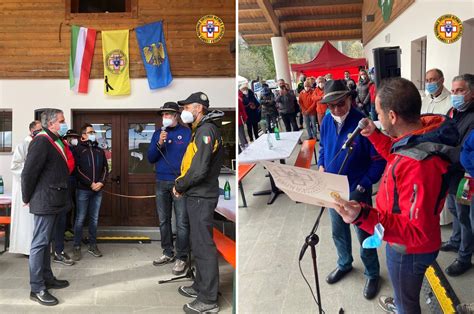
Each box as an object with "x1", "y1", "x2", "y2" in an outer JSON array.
[
  {"x1": 238, "y1": 91, "x2": 248, "y2": 126},
  {"x1": 299, "y1": 89, "x2": 316, "y2": 115},
  {"x1": 353, "y1": 115, "x2": 459, "y2": 254},
  {"x1": 368, "y1": 82, "x2": 376, "y2": 104}
]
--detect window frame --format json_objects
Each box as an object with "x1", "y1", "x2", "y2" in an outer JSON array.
[
  {"x1": 0, "y1": 110, "x2": 13, "y2": 153},
  {"x1": 66, "y1": 0, "x2": 138, "y2": 20},
  {"x1": 214, "y1": 107, "x2": 236, "y2": 174}
]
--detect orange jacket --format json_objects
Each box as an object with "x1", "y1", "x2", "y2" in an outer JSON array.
[
  {"x1": 312, "y1": 87, "x2": 326, "y2": 115},
  {"x1": 298, "y1": 89, "x2": 317, "y2": 115}
]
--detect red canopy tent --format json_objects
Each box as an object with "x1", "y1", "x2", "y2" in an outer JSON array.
[{"x1": 290, "y1": 41, "x2": 367, "y2": 80}]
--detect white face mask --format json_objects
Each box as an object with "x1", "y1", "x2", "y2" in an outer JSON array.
[
  {"x1": 181, "y1": 110, "x2": 194, "y2": 124},
  {"x1": 318, "y1": 83, "x2": 324, "y2": 89},
  {"x1": 242, "y1": 90, "x2": 249, "y2": 95},
  {"x1": 331, "y1": 111, "x2": 350, "y2": 124},
  {"x1": 70, "y1": 138, "x2": 78, "y2": 146},
  {"x1": 162, "y1": 118, "x2": 174, "y2": 128},
  {"x1": 304, "y1": 87, "x2": 310, "y2": 91}
]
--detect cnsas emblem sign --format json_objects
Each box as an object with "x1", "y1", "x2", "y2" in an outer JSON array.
[
  {"x1": 434, "y1": 14, "x2": 463, "y2": 44},
  {"x1": 196, "y1": 15, "x2": 225, "y2": 44}
]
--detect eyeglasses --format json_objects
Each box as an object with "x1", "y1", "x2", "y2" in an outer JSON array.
[
  {"x1": 327, "y1": 99, "x2": 347, "y2": 110},
  {"x1": 86, "y1": 131, "x2": 96, "y2": 135}
]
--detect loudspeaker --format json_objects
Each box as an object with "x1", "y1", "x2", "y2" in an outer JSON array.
[{"x1": 372, "y1": 46, "x2": 401, "y2": 87}]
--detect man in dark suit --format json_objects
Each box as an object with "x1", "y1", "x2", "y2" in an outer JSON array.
[{"x1": 22, "y1": 108, "x2": 75, "y2": 306}]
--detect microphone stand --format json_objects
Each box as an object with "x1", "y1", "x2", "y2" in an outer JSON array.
[{"x1": 299, "y1": 143, "x2": 354, "y2": 314}]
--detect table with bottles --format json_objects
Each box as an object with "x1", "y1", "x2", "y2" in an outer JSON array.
[{"x1": 238, "y1": 131, "x2": 303, "y2": 204}]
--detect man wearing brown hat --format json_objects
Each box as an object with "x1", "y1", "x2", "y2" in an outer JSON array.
[
  {"x1": 147, "y1": 102, "x2": 191, "y2": 275},
  {"x1": 173, "y1": 92, "x2": 224, "y2": 313},
  {"x1": 318, "y1": 80, "x2": 386, "y2": 300}
]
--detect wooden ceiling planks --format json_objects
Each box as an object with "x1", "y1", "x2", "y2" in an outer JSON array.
[{"x1": 0, "y1": 0, "x2": 235, "y2": 79}]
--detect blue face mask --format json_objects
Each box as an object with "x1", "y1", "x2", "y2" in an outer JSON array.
[
  {"x1": 88, "y1": 134, "x2": 96, "y2": 142},
  {"x1": 362, "y1": 223, "x2": 384, "y2": 249},
  {"x1": 58, "y1": 123, "x2": 68, "y2": 137},
  {"x1": 425, "y1": 82, "x2": 439, "y2": 95},
  {"x1": 451, "y1": 94, "x2": 468, "y2": 111}
]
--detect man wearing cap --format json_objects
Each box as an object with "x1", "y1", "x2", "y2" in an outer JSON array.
[
  {"x1": 147, "y1": 102, "x2": 191, "y2": 275},
  {"x1": 318, "y1": 80, "x2": 386, "y2": 300},
  {"x1": 173, "y1": 92, "x2": 224, "y2": 313}
]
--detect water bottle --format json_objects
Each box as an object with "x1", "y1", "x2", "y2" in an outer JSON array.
[
  {"x1": 224, "y1": 180, "x2": 231, "y2": 200},
  {"x1": 274, "y1": 123, "x2": 280, "y2": 140},
  {"x1": 0, "y1": 176, "x2": 3, "y2": 194},
  {"x1": 266, "y1": 130, "x2": 273, "y2": 150}
]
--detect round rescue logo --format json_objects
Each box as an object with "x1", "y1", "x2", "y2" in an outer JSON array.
[
  {"x1": 196, "y1": 15, "x2": 225, "y2": 44},
  {"x1": 105, "y1": 49, "x2": 128, "y2": 74},
  {"x1": 434, "y1": 14, "x2": 463, "y2": 44}
]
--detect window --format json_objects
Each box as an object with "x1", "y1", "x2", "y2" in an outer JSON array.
[
  {"x1": 216, "y1": 109, "x2": 236, "y2": 173},
  {"x1": 71, "y1": 0, "x2": 130, "y2": 13},
  {"x1": 0, "y1": 110, "x2": 12, "y2": 153}
]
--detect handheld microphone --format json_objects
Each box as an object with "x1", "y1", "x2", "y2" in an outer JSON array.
[
  {"x1": 161, "y1": 126, "x2": 166, "y2": 132},
  {"x1": 342, "y1": 118, "x2": 369, "y2": 150}
]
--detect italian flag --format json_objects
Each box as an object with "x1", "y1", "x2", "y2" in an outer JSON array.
[{"x1": 69, "y1": 25, "x2": 97, "y2": 93}]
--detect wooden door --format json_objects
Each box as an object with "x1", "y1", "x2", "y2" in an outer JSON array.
[{"x1": 73, "y1": 111, "x2": 161, "y2": 227}]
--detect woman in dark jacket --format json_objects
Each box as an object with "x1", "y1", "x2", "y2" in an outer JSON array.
[
  {"x1": 240, "y1": 83, "x2": 261, "y2": 141},
  {"x1": 259, "y1": 87, "x2": 278, "y2": 133},
  {"x1": 356, "y1": 69, "x2": 371, "y2": 116}
]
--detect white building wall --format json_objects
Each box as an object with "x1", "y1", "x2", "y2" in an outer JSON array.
[
  {"x1": 0, "y1": 78, "x2": 235, "y2": 193},
  {"x1": 363, "y1": 0, "x2": 474, "y2": 85}
]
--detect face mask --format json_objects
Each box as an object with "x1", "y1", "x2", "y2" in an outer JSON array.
[
  {"x1": 162, "y1": 118, "x2": 173, "y2": 128},
  {"x1": 58, "y1": 123, "x2": 68, "y2": 137},
  {"x1": 360, "y1": 76, "x2": 367, "y2": 81},
  {"x1": 425, "y1": 82, "x2": 439, "y2": 95},
  {"x1": 362, "y1": 223, "x2": 384, "y2": 249},
  {"x1": 451, "y1": 94, "x2": 469, "y2": 111},
  {"x1": 331, "y1": 111, "x2": 349, "y2": 124},
  {"x1": 181, "y1": 110, "x2": 194, "y2": 124},
  {"x1": 318, "y1": 83, "x2": 324, "y2": 89},
  {"x1": 88, "y1": 134, "x2": 96, "y2": 142},
  {"x1": 242, "y1": 90, "x2": 248, "y2": 95},
  {"x1": 70, "y1": 138, "x2": 78, "y2": 146},
  {"x1": 304, "y1": 87, "x2": 310, "y2": 91},
  {"x1": 32, "y1": 129, "x2": 41, "y2": 137},
  {"x1": 369, "y1": 74, "x2": 375, "y2": 81}
]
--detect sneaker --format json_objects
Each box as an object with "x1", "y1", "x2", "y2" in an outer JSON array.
[
  {"x1": 378, "y1": 295, "x2": 397, "y2": 313},
  {"x1": 153, "y1": 254, "x2": 175, "y2": 266},
  {"x1": 457, "y1": 303, "x2": 474, "y2": 314},
  {"x1": 172, "y1": 259, "x2": 187, "y2": 275},
  {"x1": 178, "y1": 285, "x2": 198, "y2": 298},
  {"x1": 88, "y1": 245, "x2": 103, "y2": 257},
  {"x1": 183, "y1": 299, "x2": 219, "y2": 313},
  {"x1": 72, "y1": 246, "x2": 82, "y2": 261},
  {"x1": 53, "y1": 251, "x2": 74, "y2": 266}
]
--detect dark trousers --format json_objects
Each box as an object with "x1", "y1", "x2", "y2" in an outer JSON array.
[
  {"x1": 328, "y1": 189, "x2": 380, "y2": 279},
  {"x1": 245, "y1": 119, "x2": 259, "y2": 141},
  {"x1": 186, "y1": 196, "x2": 219, "y2": 304},
  {"x1": 30, "y1": 214, "x2": 58, "y2": 293},
  {"x1": 155, "y1": 180, "x2": 189, "y2": 261},
  {"x1": 54, "y1": 209, "x2": 67, "y2": 254},
  {"x1": 281, "y1": 112, "x2": 299, "y2": 132},
  {"x1": 386, "y1": 244, "x2": 438, "y2": 314},
  {"x1": 447, "y1": 193, "x2": 472, "y2": 262}
]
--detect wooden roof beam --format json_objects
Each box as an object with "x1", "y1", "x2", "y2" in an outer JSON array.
[
  {"x1": 283, "y1": 24, "x2": 362, "y2": 34},
  {"x1": 239, "y1": 3, "x2": 260, "y2": 11},
  {"x1": 239, "y1": 29, "x2": 274, "y2": 35},
  {"x1": 256, "y1": 0, "x2": 281, "y2": 36},
  {"x1": 273, "y1": 0, "x2": 363, "y2": 10},
  {"x1": 239, "y1": 17, "x2": 268, "y2": 24},
  {"x1": 288, "y1": 34, "x2": 362, "y2": 44},
  {"x1": 279, "y1": 12, "x2": 361, "y2": 22}
]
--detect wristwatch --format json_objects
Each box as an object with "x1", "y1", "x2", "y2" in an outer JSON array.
[{"x1": 356, "y1": 185, "x2": 366, "y2": 193}]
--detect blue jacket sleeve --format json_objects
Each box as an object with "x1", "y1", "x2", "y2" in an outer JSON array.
[
  {"x1": 147, "y1": 131, "x2": 162, "y2": 164},
  {"x1": 317, "y1": 120, "x2": 325, "y2": 168},
  {"x1": 461, "y1": 130, "x2": 474, "y2": 177},
  {"x1": 358, "y1": 140, "x2": 386, "y2": 189}
]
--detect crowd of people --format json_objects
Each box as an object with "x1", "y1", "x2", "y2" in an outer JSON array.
[
  {"x1": 9, "y1": 92, "x2": 226, "y2": 314},
  {"x1": 238, "y1": 70, "x2": 474, "y2": 314}
]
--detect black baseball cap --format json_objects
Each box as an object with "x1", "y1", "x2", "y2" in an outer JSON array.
[
  {"x1": 65, "y1": 129, "x2": 81, "y2": 138},
  {"x1": 158, "y1": 102, "x2": 180, "y2": 113},
  {"x1": 178, "y1": 92, "x2": 210, "y2": 107}
]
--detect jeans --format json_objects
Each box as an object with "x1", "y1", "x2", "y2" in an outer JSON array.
[
  {"x1": 245, "y1": 119, "x2": 259, "y2": 141},
  {"x1": 54, "y1": 209, "x2": 67, "y2": 254},
  {"x1": 30, "y1": 214, "x2": 58, "y2": 293},
  {"x1": 238, "y1": 124, "x2": 248, "y2": 148},
  {"x1": 447, "y1": 193, "x2": 472, "y2": 262},
  {"x1": 262, "y1": 116, "x2": 276, "y2": 133},
  {"x1": 328, "y1": 188, "x2": 380, "y2": 279},
  {"x1": 186, "y1": 196, "x2": 219, "y2": 304},
  {"x1": 281, "y1": 112, "x2": 299, "y2": 132},
  {"x1": 155, "y1": 180, "x2": 189, "y2": 261},
  {"x1": 74, "y1": 189, "x2": 103, "y2": 247},
  {"x1": 386, "y1": 244, "x2": 438, "y2": 314},
  {"x1": 303, "y1": 114, "x2": 318, "y2": 139}
]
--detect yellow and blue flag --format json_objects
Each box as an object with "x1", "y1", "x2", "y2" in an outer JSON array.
[
  {"x1": 102, "y1": 30, "x2": 130, "y2": 95},
  {"x1": 136, "y1": 21, "x2": 173, "y2": 90}
]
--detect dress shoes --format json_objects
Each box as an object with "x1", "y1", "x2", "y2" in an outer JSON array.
[
  {"x1": 30, "y1": 290, "x2": 58, "y2": 306},
  {"x1": 326, "y1": 267, "x2": 352, "y2": 284},
  {"x1": 440, "y1": 242, "x2": 459, "y2": 253},
  {"x1": 445, "y1": 259, "x2": 472, "y2": 277},
  {"x1": 363, "y1": 277, "x2": 380, "y2": 300},
  {"x1": 45, "y1": 278, "x2": 70, "y2": 289}
]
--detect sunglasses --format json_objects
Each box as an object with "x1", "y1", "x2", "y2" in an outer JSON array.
[{"x1": 327, "y1": 99, "x2": 347, "y2": 110}]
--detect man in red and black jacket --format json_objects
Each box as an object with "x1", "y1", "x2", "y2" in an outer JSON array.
[
  {"x1": 332, "y1": 78, "x2": 459, "y2": 314},
  {"x1": 72, "y1": 123, "x2": 108, "y2": 261}
]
